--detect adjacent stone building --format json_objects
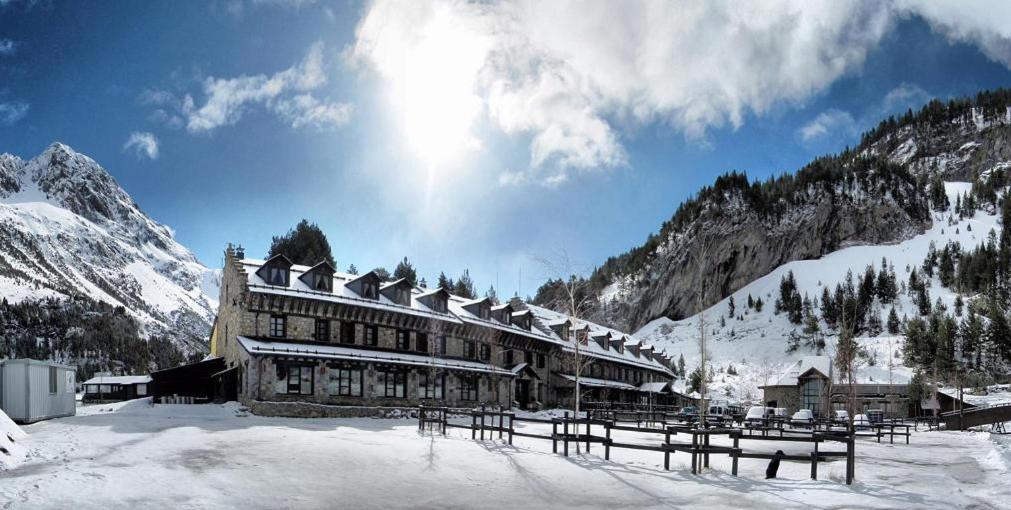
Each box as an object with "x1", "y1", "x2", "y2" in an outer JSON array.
[
  {"x1": 212, "y1": 246, "x2": 675, "y2": 417},
  {"x1": 760, "y1": 356, "x2": 912, "y2": 418}
]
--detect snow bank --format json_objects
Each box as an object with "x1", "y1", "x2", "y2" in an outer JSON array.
[{"x1": 0, "y1": 407, "x2": 28, "y2": 471}]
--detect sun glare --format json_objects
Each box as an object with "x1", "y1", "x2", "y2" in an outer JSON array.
[{"x1": 396, "y1": 8, "x2": 487, "y2": 172}]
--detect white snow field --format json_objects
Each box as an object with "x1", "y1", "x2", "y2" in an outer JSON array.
[{"x1": 2, "y1": 401, "x2": 1010, "y2": 509}]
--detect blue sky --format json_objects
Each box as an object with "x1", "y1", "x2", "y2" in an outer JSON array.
[{"x1": 2, "y1": 1, "x2": 1011, "y2": 298}]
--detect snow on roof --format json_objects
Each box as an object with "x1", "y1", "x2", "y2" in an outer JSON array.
[
  {"x1": 638, "y1": 382, "x2": 670, "y2": 393},
  {"x1": 559, "y1": 374, "x2": 639, "y2": 391},
  {"x1": 82, "y1": 375, "x2": 152, "y2": 385},
  {"x1": 524, "y1": 304, "x2": 673, "y2": 375},
  {"x1": 237, "y1": 337, "x2": 515, "y2": 376},
  {"x1": 771, "y1": 356, "x2": 832, "y2": 386},
  {"x1": 240, "y1": 259, "x2": 464, "y2": 325}
]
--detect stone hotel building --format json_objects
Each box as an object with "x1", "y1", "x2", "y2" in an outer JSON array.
[{"x1": 211, "y1": 246, "x2": 677, "y2": 416}]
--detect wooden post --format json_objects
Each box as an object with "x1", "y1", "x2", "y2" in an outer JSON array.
[
  {"x1": 471, "y1": 411, "x2": 477, "y2": 440},
  {"x1": 664, "y1": 428, "x2": 671, "y2": 470},
  {"x1": 604, "y1": 421, "x2": 611, "y2": 460},
  {"x1": 703, "y1": 432, "x2": 710, "y2": 468},
  {"x1": 564, "y1": 412, "x2": 570, "y2": 457},
  {"x1": 508, "y1": 413, "x2": 514, "y2": 445},
  {"x1": 811, "y1": 440, "x2": 819, "y2": 480},
  {"x1": 553, "y1": 420, "x2": 558, "y2": 454},
  {"x1": 731, "y1": 433, "x2": 739, "y2": 476},
  {"x1": 441, "y1": 408, "x2": 447, "y2": 435},
  {"x1": 418, "y1": 405, "x2": 423, "y2": 432},
  {"x1": 586, "y1": 420, "x2": 591, "y2": 453},
  {"x1": 691, "y1": 433, "x2": 698, "y2": 474},
  {"x1": 846, "y1": 434, "x2": 855, "y2": 485},
  {"x1": 480, "y1": 406, "x2": 486, "y2": 441}
]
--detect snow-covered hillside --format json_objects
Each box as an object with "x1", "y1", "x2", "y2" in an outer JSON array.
[
  {"x1": 637, "y1": 182, "x2": 1000, "y2": 403},
  {"x1": 0, "y1": 142, "x2": 219, "y2": 353}
]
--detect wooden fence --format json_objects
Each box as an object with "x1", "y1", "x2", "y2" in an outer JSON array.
[{"x1": 418, "y1": 405, "x2": 860, "y2": 485}]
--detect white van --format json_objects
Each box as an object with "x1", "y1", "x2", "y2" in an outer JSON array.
[{"x1": 744, "y1": 406, "x2": 768, "y2": 426}]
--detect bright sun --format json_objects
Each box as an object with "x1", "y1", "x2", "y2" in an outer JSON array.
[{"x1": 395, "y1": 7, "x2": 487, "y2": 172}]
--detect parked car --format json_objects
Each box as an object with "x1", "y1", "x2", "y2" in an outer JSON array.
[
  {"x1": 791, "y1": 409, "x2": 815, "y2": 427},
  {"x1": 708, "y1": 405, "x2": 734, "y2": 424},
  {"x1": 867, "y1": 409, "x2": 884, "y2": 425},
  {"x1": 833, "y1": 410, "x2": 849, "y2": 423},
  {"x1": 853, "y1": 414, "x2": 871, "y2": 430},
  {"x1": 773, "y1": 408, "x2": 789, "y2": 418},
  {"x1": 744, "y1": 406, "x2": 769, "y2": 426},
  {"x1": 677, "y1": 406, "x2": 699, "y2": 423}
]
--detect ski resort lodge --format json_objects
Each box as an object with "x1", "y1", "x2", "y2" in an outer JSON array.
[
  {"x1": 210, "y1": 246, "x2": 677, "y2": 416},
  {"x1": 761, "y1": 356, "x2": 913, "y2": 418}
]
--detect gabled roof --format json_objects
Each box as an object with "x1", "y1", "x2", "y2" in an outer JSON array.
[
  {"x1": 379, "y1": 278, "x2": 414, "y2": 305},
  {"x1": 82, "y1": 375, "x2": 152, "y2": 385},
  {"x1": 346, "y1": 270, "x2": 382, "y2": 298},
  {"x1": 297, "y1": 260, "x2": 336, "y2": 289},
  {"x1": 770, "y1": 356, "x2": 832, "y2": 386}
]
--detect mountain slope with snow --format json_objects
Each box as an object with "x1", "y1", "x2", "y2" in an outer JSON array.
[
  {"x1": 636, "y1": 182, "x2": 1000, "y2": 402},
  {"x1": 0, "y1": 142, "x2": 218, "y2": 353}
]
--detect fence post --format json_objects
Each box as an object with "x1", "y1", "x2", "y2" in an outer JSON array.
[
  {"x1": 553, "y1": 419, "x2": 558, "y2": 454},
  {"x1": 471, "y1": 411, "x2": 477, "y2": 440},
  {"x1": 480, "y1": 405, "x2": 486, "y2": 441},
  {"x1": 563, "y1": 413, "x2": 570, "y2": 457},
  {"x1": 811, "y1": 439, "x2": 819, "y2": 480},
  {"x1": 731, "y1": 432, "x2": 739, "y2": 476},
  {"x1": 846, "y1": 434, "x2": 855, "y2": 485},
  {"x1": 498, "y1": 410, "x2": 503, "y2": 440},
  {"x1": 441, "y1": 408, "x2": 447, "y2": 435},
  {"x1": 691, "y1": 433, "x2": 698, "y2": 474},
  {"x1": 664, "y1": 428, "x2": 671, "y2": 471},
  {"x1": 604, "y1": 421, "x2": 611, "y2": 461},
  {"x1": 703, "y1": 432, "x2": 710, "y2": 468},
  {"x1": 418, "y1": 405, "x2": 424, "y2": 432},
  {"x1": 508, "y1": 412, "x2": 514, "y2": 445},
  {"x1": 586, "y1": 420, "x2": 591, "y2": 453}
]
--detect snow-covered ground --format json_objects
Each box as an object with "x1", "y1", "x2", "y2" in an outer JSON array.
[
  {"x1": 2, "y1": 401, "x2": 1010, "y2": 509},
  {"x1": 637, "y1": 182, "x2": 999, "y2": 402}
]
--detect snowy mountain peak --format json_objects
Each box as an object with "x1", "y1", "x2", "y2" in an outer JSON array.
[{"x1": 0, "y1": 142, "x2": 218, "y2": 353}]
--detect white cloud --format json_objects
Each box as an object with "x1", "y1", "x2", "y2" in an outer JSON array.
[
  {"x1": 352, "y1": 1, "x2": 895, "y2": 183},
  {"x1": 881, "y1": 83, "x2": 931, "y2": 113},
  {"x1": 272, "y1": 94, "x2": 353, "y2": 129},
  {"x1": 149, "y1": 42, "x2": 351, "y2": 134},
  {"x1": 0, "y1": 39, "x2": 15, "y2": 56},
  {"x1": 897, "y1": 0, "x2": 1011, "y2": 68},
  {"x1": 122, "y1": 132, "x2": 160, "y2": 160},
  {"x1": 352, "y1": 1, "x2": 1011, "y2": 185},
  {"x1": 0, "y1": 101, "x2": 28, "y2": 125},
  {"x1": 798, "y1": 109, "x2": 857, "y2": 142}
]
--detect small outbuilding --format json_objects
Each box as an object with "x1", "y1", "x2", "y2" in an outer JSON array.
[
  {"x1": 81, "y1": 375, "x2": 153, "y2": 402},
  {"x1": 0, "y1": 359, "x2": 77, "y2": 424}
]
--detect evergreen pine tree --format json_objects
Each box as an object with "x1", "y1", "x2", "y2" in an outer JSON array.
[
  {"x1": 267, "y1": 219, "x2": 335, "y2": 266},
  {"x1": 347, "y1": 264, "x2": 358, "y2": 275},
  {"x1": 392, "y1": 257, "x2": 418, "y2": 286},
  {"x1": 454, "y1": 269, "x2": 476, "y2": 299},
  {"x1": 886, "y1": 307, "x2": 901, "y2": 334},
  {"x1": 727, "y1": 296, "x2": 735, "y2": 318}
]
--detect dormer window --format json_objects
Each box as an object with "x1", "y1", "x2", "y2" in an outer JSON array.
[
  {"x1": 463, "y1": 298, "x2": 492, "y2": 320},
  {"x1": 298, "y1": 261, "x2": 336, "y2": 293},
  {"x1": 480, "y1": 306, "x2": 490, "y2": 319},
  {"x1": 418, "y1": 288, "x2": 450, "y2": 313},
  {"x1": 311, "y1": 272, "x2": 330, "y2": 291},
  {"x1": 348, "y1": 272, "x2": 382, "y2": 300},
  {"x1": 380, "y1": 279, "x2": 414, "y2": 306},
  {"x1": 257, "y1": 254, "x2": 294, "y2": 287},
  {"x1": 362, "y1": 281, "x2": 378, "y2": 300},
  {"x1": 493, "y1": 304, "x2": 514, "y2": 325}
]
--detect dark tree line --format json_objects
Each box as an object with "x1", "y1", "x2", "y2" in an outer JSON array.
[{"x1": 0, "y1": 296, "x2": 190, "y2": 381}]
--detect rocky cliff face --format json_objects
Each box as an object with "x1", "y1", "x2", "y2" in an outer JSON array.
[
  {"x1": 0, "y1": 142, "x2": 218, "y2": 353},
  {"x1": 585, "y1": 100, "x2": 1011, "y2": 333}
]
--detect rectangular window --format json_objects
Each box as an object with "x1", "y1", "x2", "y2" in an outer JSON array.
[
  {"x1": 312, "y1": 272, "x2": 331, "y2": 292},
  {"x1": 100, "y1": 384, "x2": 112, "y2": 394},
  {"x1": 435, "y1": 336, "x2": 447, "y2": 355},
  {"x1": 269, "y1": 315, "x2": 286, "y2": 338},
  {"x1": 479, "y1": 307, "x2": 490, "y2": 319},
  {"x1": 463, "y1": 340, "x2": 476, "y2": 359},
  {"x1": 340, "y1": 322, "x2": 356, "y2": 344},
  {"x1": 397, "y1": 288, "x2": 411, "y2": 305},
  {"x1": 537, "y1": 353, "x2": 546, "y2": 369},
  {"x1": 364, "y1": 325, "x2": 379, "y2": 346},
  {"x1": 274, "y1": 364, "x2": 313, "y2": 395},
  {"x1": 479, "y1": 343, "x2": 490, "y2": 362},
  {"x1": 268, "y1": 266, "x2": 287, "y2": 286},
  {"x1": 396, "y1": 330, "x2": 410, "y2": 350},
  {"x1": 48, "y1": 367, "x2": 57, "y2": 393},
  {"x1": 524, "y1": 351, "x2": 533, "y2": 365},
  {"x1": 314, "y1": 319, "x2": 330, "y2": 342},
  {"x1": 136, "y1": 384, "x2": 148, "y2": 396},
  {"x1": 363, "y1": 281, "x2": 379, "y2": 300},
  {"x1": 504, "y1": 350, "x2": 514, "y2": 365},
  {"x1": 432, "y1": 298, "x2": 447, "y2": 313},
  {"x1": 415, "y1": 332, "x2": 428, "y2": 353},
  {"x1": 377, "y1": 369, "x2": 406, "y2": 398},
  {"x1": 459, "y1": 375, "x2": 479, "y2": 401},
  {"x1": 418, "y1": 371, "x2": 445, "y2": 399},
  {"x1": 326, "y1": 366, "x2": 363, "y2": 397}
]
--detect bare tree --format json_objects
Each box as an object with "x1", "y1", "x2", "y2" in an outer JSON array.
[
  {"x1": 833, "y1": 306, "x2": 864, "y2": 431},
  {"x1": 536, "y1": 249, "x2": 595, "y2": 453},
  {"x1": 688, "y1": 243, "x2": 712, "y2": 425}
]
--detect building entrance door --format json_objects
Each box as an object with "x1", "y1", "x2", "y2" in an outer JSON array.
[{"x1": 516, "y1": 380, "x2": 531, "y2": 408}]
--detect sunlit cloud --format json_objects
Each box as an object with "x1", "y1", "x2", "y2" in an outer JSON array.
[
  {"x1": 352, "y1": 0, "x2": 1011, "y2": 186},
  {"x1": 144, "y1": 42, "x2": 352, "y2": 134},
  {"x1": 122, "y1": 131, "x2": 160, "y2": 160}
]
